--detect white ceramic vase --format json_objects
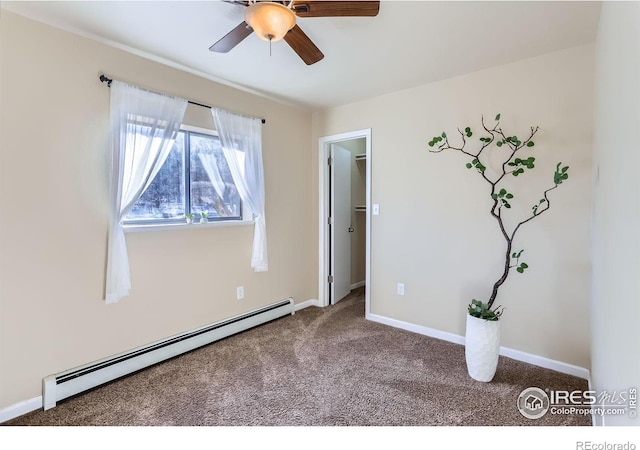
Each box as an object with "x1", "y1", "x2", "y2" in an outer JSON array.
[{"x1": 465, "y1": 314, "x2": 501, "y2": 382}]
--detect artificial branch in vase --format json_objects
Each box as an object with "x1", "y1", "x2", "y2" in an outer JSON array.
[{"x1": 428, "y1": 113, "x2": 569, "y2": 321}]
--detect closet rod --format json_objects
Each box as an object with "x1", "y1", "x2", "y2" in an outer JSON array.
[{"x1": 99, "y1": 75, "x2": 266, "y2": 124}]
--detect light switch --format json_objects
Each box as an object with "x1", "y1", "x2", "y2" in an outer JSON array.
[{"x1": 373, "y1": 204, "x2": 380, "y2": 215}]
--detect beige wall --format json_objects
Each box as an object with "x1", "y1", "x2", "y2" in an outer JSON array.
[
  {"x1": 0, "y1": 10, "x2": 315, "y2": 409},
  {"x1": 592, "y1": 1, "x2": 640, "y2": 426},
  {"x1": 335, "y1": 138, "x2": 367, "y2": 285},
  {"x1": 313, "y1": 44, "x2": 595, "y2": 368}
]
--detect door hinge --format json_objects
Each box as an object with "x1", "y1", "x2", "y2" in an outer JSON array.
[
  {"x1": 328, "y1": 156, "x2": 333, "y2": 166},
  {"x1": 328, "y1": 216, "x2": 333, "y2": 225},
  {"x1": 328, "y1": 275, "x2": 334, "y2": 283}
]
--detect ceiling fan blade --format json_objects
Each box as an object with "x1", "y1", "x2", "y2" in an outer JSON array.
[
  {"x1": 221, "y1": 0, "x2": 249, "y2": 6},
  {"x1": 283, "y1": 24, "x2": 324, "y2": 65},
  {"x1": 292, "y1": 1, "x2": 380, "y2": 17},
  {"x1": 209, "y1": 21, "x2": 252, "y2": 53}
]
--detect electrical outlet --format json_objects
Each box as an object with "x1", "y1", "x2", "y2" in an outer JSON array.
[
  {"x1": 236, "y1": 286, "x2": 244, "y2": 300},
  {"x1": 397, "y1": 283, "x2": 405, "y2": 296},
  {"x1": 373, "y1": 204, "x2": 380, "y2": 215}
]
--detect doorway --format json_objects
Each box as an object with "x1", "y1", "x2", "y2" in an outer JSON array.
[{"x1": 318, "y1": 129, "x2": 371, "y2": 315}]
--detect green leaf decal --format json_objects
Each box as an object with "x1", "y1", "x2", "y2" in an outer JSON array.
[{"x1": 495, "y1": 113, "x2": 501, "y2": 121}]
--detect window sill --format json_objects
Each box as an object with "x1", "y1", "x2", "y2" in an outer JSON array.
[{"x1": 123, "y1": 220, "x2": 254, "y2": 233}]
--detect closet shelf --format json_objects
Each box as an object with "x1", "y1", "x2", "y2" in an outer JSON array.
[
  {"x1": 355, "y1": 154, "x2": 366, "y2": 161},
  {"x1": 354, "y1": 205, "x2": 366, "y2": 212}
]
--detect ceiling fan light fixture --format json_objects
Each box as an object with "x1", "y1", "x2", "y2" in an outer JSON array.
[{"x1": 245, "y1": 2, "x2": 296, "y2": 42}]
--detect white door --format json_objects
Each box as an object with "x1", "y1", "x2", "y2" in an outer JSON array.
[{"x1": 331, "y1": 144, "x2": 352, "y2": 304}]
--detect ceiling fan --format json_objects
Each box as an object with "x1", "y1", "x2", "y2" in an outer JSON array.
[{"x1": 209, "y1": 1, "x2": 380, "y2": 65}]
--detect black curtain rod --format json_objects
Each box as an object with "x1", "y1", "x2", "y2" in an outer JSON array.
[{"x1": 99, "y1": 75, "x2": 266, "y2": 124}]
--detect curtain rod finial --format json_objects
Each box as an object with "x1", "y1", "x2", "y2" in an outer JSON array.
[{"x1": 99, "y1": 74, "x2": 112, "y2": 86}]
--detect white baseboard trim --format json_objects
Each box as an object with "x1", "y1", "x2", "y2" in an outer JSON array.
[
  {"x1": 368, "y1": 312, "x2": 465, "y2": 346},
  {"x1": 350, "y1": 281, "x2": 365, "y2": 290},
  {"x1": 498, "y1": 346, "x2": 591, "y2": 380},
  {"x1": 0, "y1": 396, "x2": 43, "y2": 424},
  {"x1": 294, "y1": 299, "x2": 321, "y2": 312},
  {"x1": 367, "y1": 312, "x2": 591, "y2": 381}
]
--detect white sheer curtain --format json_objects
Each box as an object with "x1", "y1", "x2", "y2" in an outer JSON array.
[
  {"x1": 106, "y1": 81, "x2": 187, "y2": 303},
  {"x1": 212, "y1": 108, "x2": 268, "y2": 272},
  {"x1": 198, "y1": 153, "x2": 226, "y2": 201}
]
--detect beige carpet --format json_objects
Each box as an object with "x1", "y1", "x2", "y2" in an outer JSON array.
[{"x1": 6, "y1": 288, "x2": 590, "y2": 426}]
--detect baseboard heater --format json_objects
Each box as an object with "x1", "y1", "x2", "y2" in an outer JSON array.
[{"x1": 43, "y1": 298, "x2": 294, "y2": 410}]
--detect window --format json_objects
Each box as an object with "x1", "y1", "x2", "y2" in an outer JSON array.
[{"x1": 124, "y1": 128, "x2": 242, "y2": 224}]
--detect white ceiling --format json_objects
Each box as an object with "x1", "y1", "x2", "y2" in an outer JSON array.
[{"x1": 3, "y1": 1, "x2": 602, "y2": 111}]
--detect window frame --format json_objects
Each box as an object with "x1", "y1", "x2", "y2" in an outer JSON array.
[{"x1": 123, "y1": 124, "x2": 251, "y2": 232}]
